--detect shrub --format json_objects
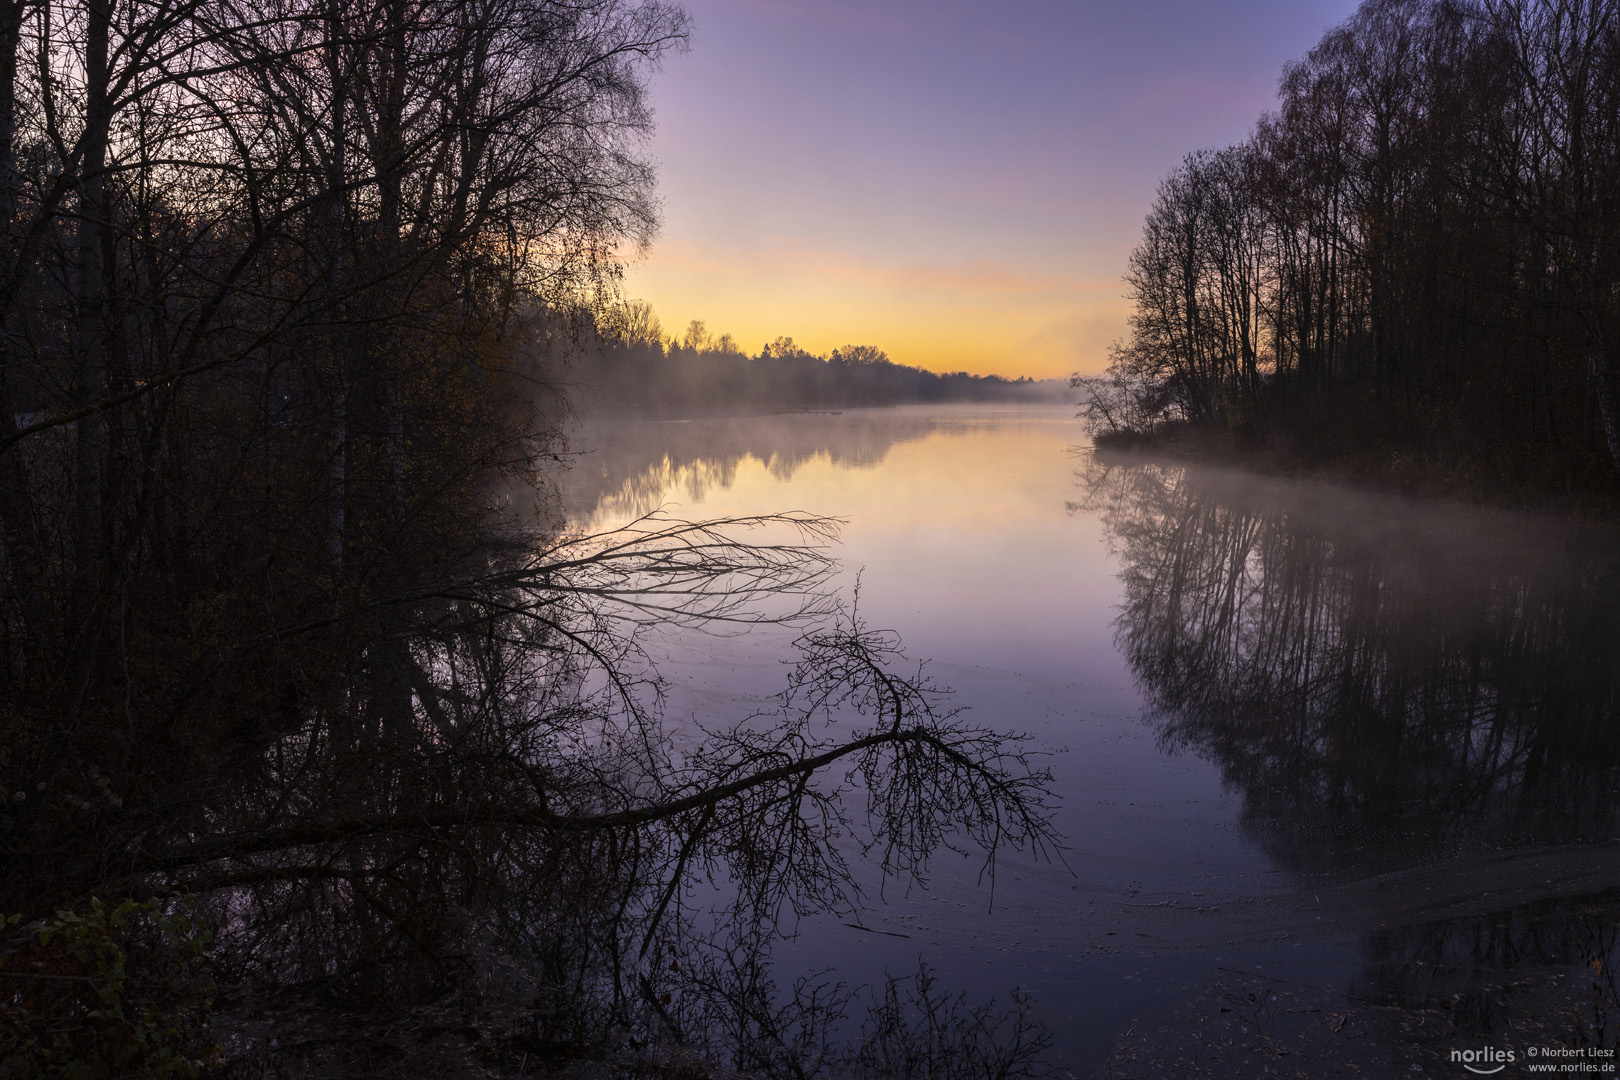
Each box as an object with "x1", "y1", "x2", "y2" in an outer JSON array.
[{"x1": 0, "y1": 899, "x2": 217, "y2": 1079}]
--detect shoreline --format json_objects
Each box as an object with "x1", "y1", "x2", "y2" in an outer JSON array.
[{"x1": 1090, "y1": 422, "x2": 1620, "y2": 522}]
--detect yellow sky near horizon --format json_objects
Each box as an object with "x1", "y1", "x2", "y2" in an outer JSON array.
[{"x1": 623, "y1": 245, "x2": 1130, "y2": 381}]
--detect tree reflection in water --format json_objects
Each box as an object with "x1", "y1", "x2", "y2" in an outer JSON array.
[
  {"x1": 1077, "y1": 454, "x2": 1620, "y2": 870},
  {"x1": 1078, "y1": 454, "x2": 1620, "y2": 1047},
  {"x1": 560, "y1": 411, "x2": 948, "y2": 526},
  {"x1": 1359, "y1": 889, "x2": 1618, "y2": 1041}
]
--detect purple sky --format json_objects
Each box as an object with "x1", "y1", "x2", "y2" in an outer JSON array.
[{"x1": 626, "y1": 0, "x2": 1363, "y2": 379}]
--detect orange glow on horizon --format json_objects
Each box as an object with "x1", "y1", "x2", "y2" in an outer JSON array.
[{"x1": 622, "y1": 243, "x2": 1130, "y2": 381}]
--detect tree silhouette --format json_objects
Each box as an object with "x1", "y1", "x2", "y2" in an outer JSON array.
[{"x1": 1085, "y1": 0, "x2": 1620, "y2": 489}]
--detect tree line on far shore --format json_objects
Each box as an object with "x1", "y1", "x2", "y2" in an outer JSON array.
[
  {"x1": 576, "y1": 307, "x2": 1061, "y2": 411},
  {"x1": 1083, "y1": 0, "x2": 1620, "y2": 495}
]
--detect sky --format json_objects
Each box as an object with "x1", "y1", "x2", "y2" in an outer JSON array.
[{"x1": 624, "y1": 0, "x2": 1364, "y2": 380}]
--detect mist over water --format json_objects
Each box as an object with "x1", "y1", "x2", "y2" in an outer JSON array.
[
  {"x1": 1083, "y1": 455, "x2": 1620, "y2": 871},
  {"x1": 561, "y1": 403, "x2": 1620, "y2": 1072},
  {"x1": 561, "y1": 409, "x2": 949, "y2": 528}
]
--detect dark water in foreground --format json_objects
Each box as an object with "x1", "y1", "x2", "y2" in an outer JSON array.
[{"x1": 561, "y1": 403, "x2": 1620, "y2": 1073}]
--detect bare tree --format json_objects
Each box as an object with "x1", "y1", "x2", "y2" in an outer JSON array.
[{"x1": 1097, "y1": 0, "x2": 1620, "y2": 483}]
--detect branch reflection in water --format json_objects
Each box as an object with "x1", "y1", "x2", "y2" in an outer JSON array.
[
  {"x1": 1076, "y1": 452, "x2": 1620, "y2": 867},
  {"x1": 1077, "y1": 451, "x2": 1620, "y2": 1059},
  {"x1": 5, "y1": 503, "x2": 1058, "y2": 1077}
]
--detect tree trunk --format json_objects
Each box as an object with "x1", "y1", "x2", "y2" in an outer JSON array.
[
  {"x1": 0, "y1": 0, "x2": 43, "y2": 634},
  {"x1": 1585, "y1": 299, "x2": 1620, "y2": 472},
  {"x1": 73, "y1": 0, "x2": 112, "y2": 602},
  {"x1": 326, "y1": 0, "x2": 348, "y2": 566}
]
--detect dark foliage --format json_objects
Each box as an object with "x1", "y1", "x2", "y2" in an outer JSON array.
[
  {"x1": 0, "y1": 0, "x2": 1057, "y2": 1075},
  {"x1": 1080, "y1": 0, "x2": 1620, "y2": 497},
  {"x1": 576, "y1": 320, "x2": 1060, "y2": 411}
]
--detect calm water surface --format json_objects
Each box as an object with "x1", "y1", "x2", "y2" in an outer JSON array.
[{"x1": 561, "y1": 403, "x2": 1620, "y2": 1071}]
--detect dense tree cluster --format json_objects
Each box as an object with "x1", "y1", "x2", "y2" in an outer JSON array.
[
  {"x1": 1084, "y1": 0, "x2": 1620, "y2": 492},
  {"x1": 581, "y1": 314, "x2": 1056, "y2": 410},
  {"x1": 0, "y1": 0, "x2": 1055, "y2": 1074}
]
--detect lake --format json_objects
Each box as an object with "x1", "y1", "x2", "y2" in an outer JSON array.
[{"x1": 560, "y1": 402, "x2": 1620, "y2": 1074}]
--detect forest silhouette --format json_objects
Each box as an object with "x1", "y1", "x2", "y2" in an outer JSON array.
[
  {"x1": 1082, "y1": 0, "x2": 1620, "y2": 503},
  {"x1": 575, "y1": 312, "x2": 1061, "y2": 412},
  {"x1": 0, "y1": 0, "x2": 1057, "y2": 1075}
]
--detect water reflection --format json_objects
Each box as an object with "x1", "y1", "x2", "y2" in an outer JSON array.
[
  {"x1": 554, "y1": 410, "x2": 1620, "y2": 1069},
  {"x1": 562, "y1": 410, "x2": 946, "y2": 526},
  {"x1": 1099, "y1": 889, "x2": 1620, "y2": 1074},
  {"x1": 1360, "y1": 889, "x2": 1618, "y2": 1032},
  {"x1": 1078, "y1": 453, "x2": 1620, "y2": 872}
]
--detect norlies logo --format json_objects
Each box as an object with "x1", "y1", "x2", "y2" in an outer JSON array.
[{"x1": 1453, "y1": 1046, "x2": 1517, "y2": 1074}]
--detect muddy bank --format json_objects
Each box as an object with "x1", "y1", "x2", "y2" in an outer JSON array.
[
  {"x1": 1075, "y1": 848, "x2": 1620, "y2": 1078},
  {"x1": 1089, "y1": 962, "x2": 1611, "y2": 1079}
]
